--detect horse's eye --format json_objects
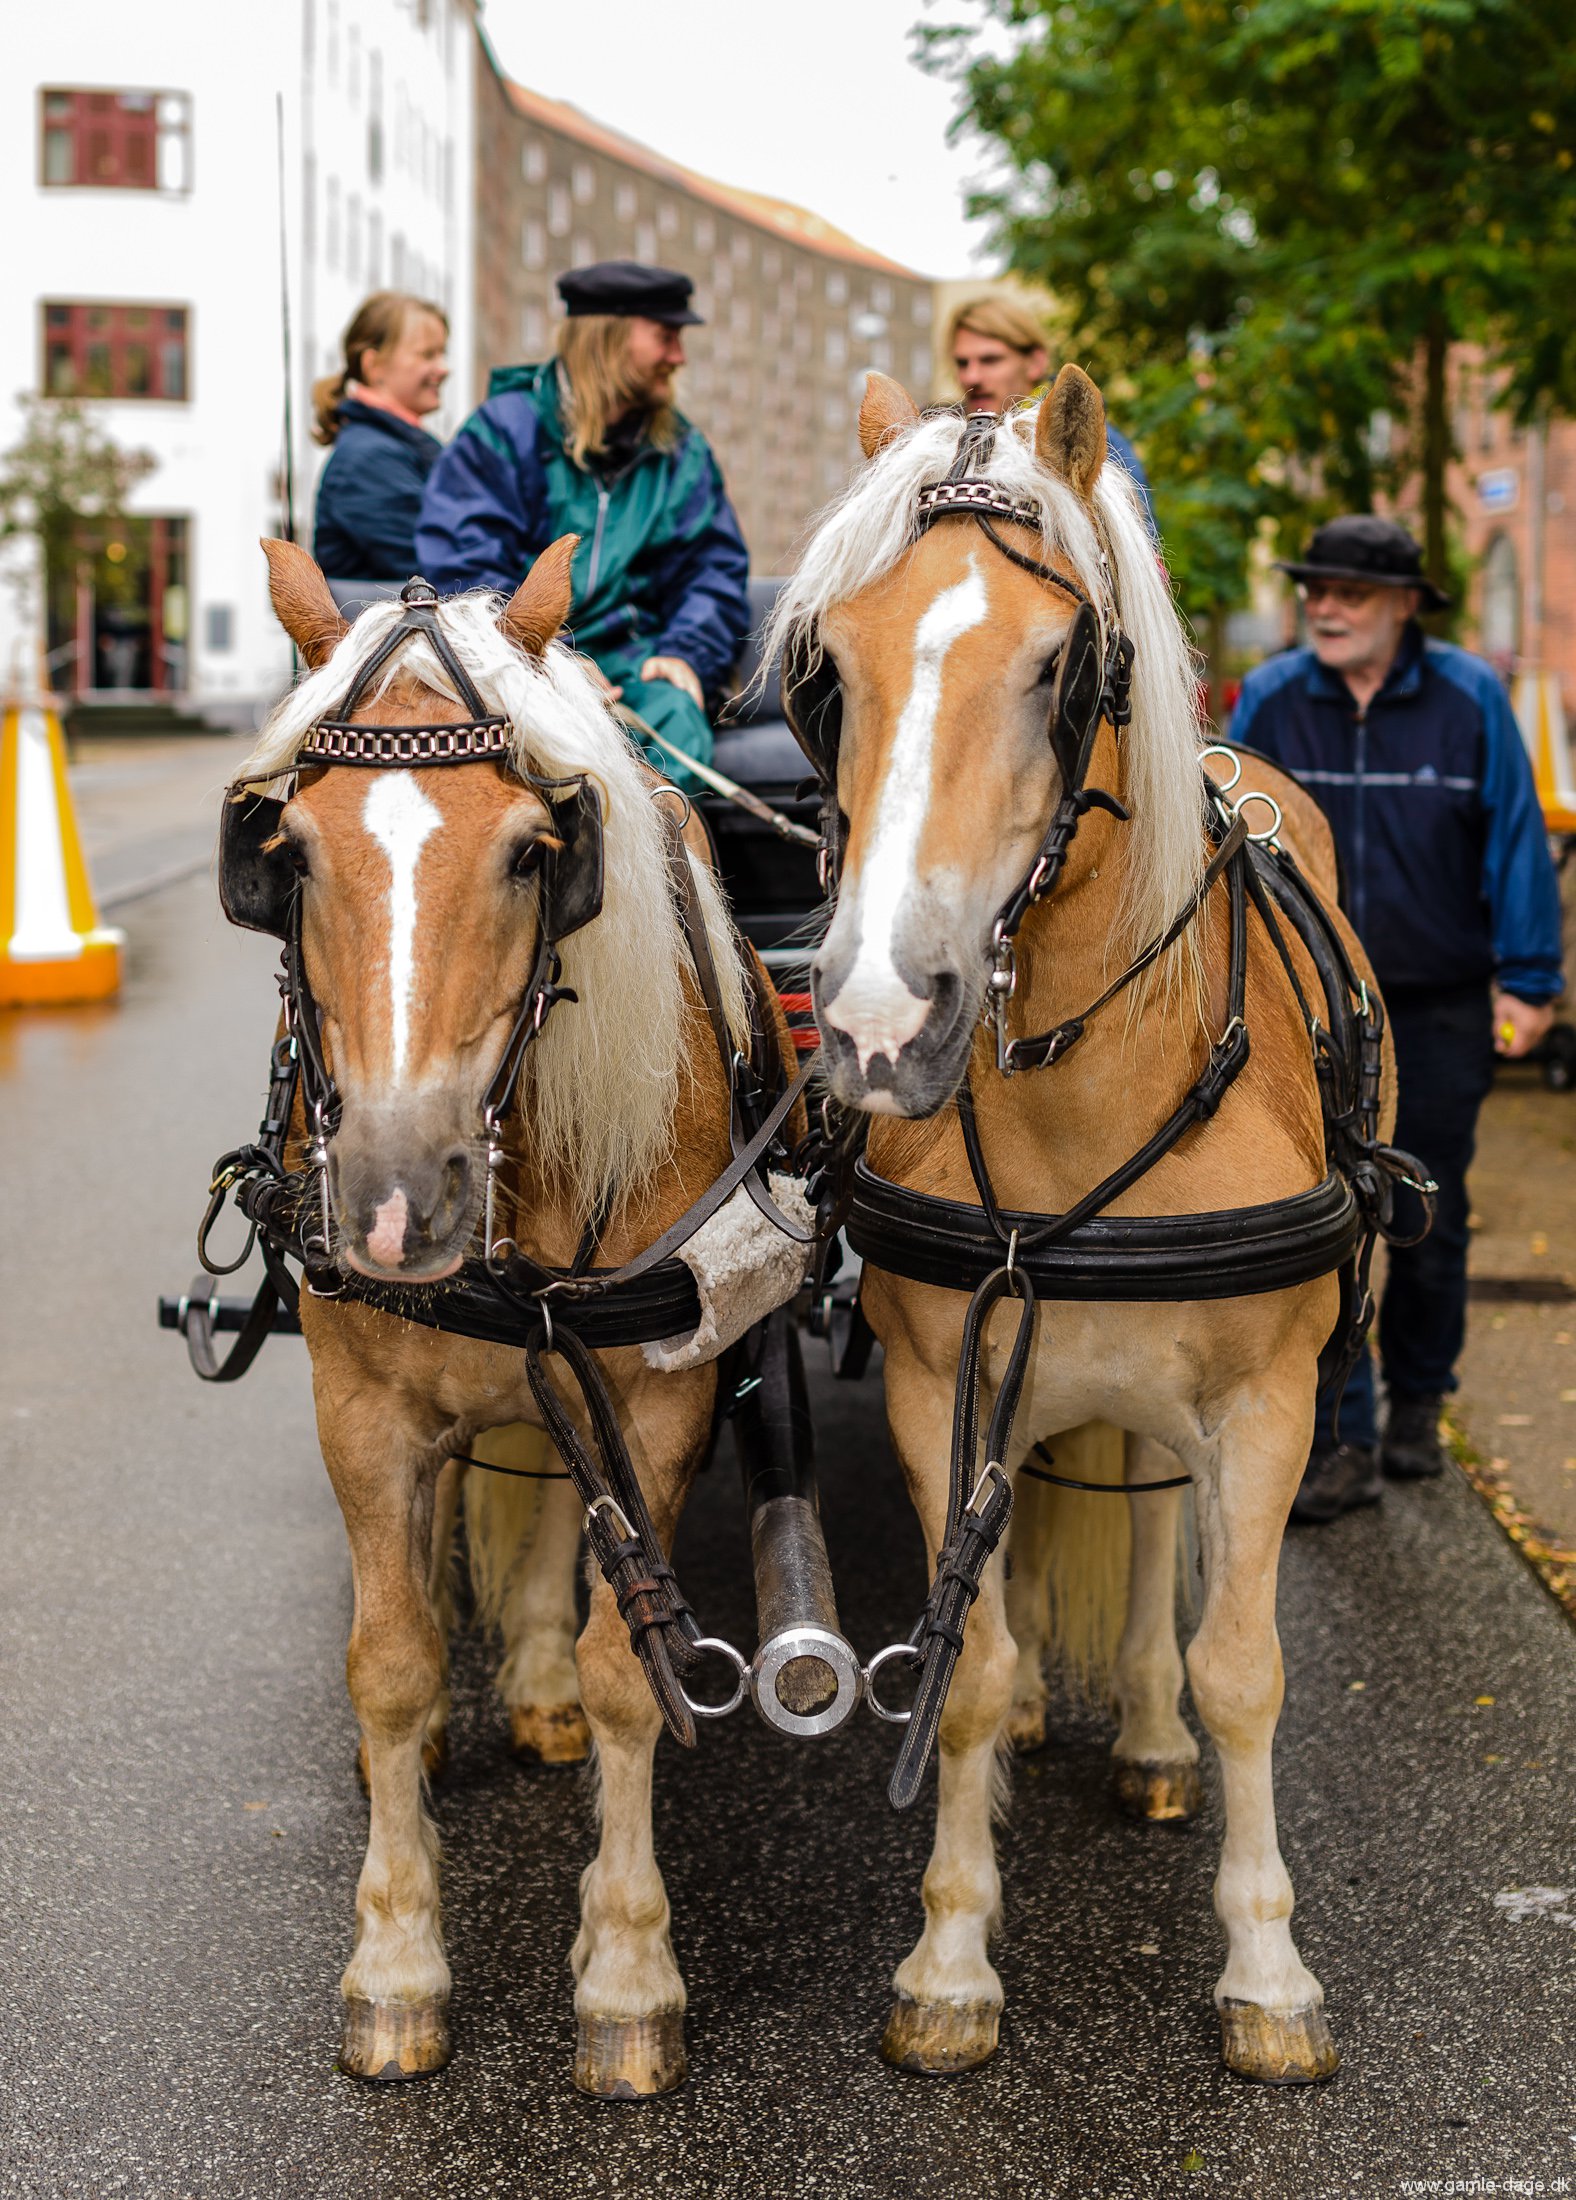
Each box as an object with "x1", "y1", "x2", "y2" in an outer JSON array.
[
  {"x1": 286, "y1": 843, "x2": 310, "y2": 878},
  {"x1": 510, "y1": 840, "x2": 545, "y2": 881},
  {"x1": 1037, "y1": 650, "x2": 1063, "y2": 689}
]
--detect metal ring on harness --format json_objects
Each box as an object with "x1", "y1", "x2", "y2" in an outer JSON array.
[
  {"x1": 680, "y1": 1636, "x2": 751, "y2": 1720},
  {"x1": 1236, "y1": 790, "x2": 1283, "y2": 844},
  {"x1": 650, "y1": 782, "x2": 693, "y2": 828},
  {"x1": 1197, "y1": 743, "x2": 1243, "y2": 794},
  {"x1": 863, "y1": 1639, "x2": 924, "y2": 1725}
]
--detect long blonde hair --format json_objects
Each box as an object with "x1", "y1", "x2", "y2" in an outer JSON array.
[
  {"x1": 554, "y1": 316, "x2": 678, "y2": 468},
  {"x1": 312, "y1": 291, "x2": 448, "y2": 446}
]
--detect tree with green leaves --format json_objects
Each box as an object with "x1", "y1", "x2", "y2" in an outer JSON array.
[
  {"x1": 0, "y1": 395, "x2": 156, "y2": 680},
  {"x1": 922, "y1": 0, "x2": 1576, "y2": 654}
]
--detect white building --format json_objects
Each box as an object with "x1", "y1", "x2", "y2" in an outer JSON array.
[{"x1": 1, "y1": 0, "x2": 475, "y2": 724}]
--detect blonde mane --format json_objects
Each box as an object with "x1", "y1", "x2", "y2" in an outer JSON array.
[
  {"x1": 762, "y1": 403, "x2": 1207, "y2": 972},
  {"x1": 238, "y1": 594, "x2": 749, "y2": 1218}
]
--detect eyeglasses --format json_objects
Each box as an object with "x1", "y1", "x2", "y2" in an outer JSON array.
[{"x1": 1297, "y1": 580, "x2": 1384, "y2": 610}]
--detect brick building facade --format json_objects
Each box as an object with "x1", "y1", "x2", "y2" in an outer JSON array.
[
  {"x1": 472, "y1": 41, "x2": 935, "y2": 573},
  {"x1": 1448, "y1": 359, "x2": 1574, "y2": 705}
]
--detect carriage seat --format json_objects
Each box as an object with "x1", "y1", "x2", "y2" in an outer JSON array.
[{"x1": 712, "y1": 577, "x2": 804, "y2": 792}]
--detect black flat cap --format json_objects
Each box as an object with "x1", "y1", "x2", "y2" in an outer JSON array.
[
  {"x1": 555, "y1": 260, "x2": 703, "y2": 326},
  {"x1": 1277, "y1": 514, "x2": 1451, "y2": 610}
]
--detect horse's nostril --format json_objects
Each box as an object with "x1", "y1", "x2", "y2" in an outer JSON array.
[{"x1": 438, "y1": 1150, "x2": 469, "y2": 1217}]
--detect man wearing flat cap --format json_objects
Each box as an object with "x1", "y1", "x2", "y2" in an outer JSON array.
[
  {"x1": 416, "y1": 261, "x2": 749, "y2": 786},
  {"x1": 1232, "y1": 514, "x2": 1564, "y2": 1523}
]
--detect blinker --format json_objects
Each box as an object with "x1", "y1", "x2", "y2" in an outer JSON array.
[{"x1": 219, "y1": 791, "x2": 296, "y2": 938}]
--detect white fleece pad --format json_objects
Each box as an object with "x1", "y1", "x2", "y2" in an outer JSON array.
[{"x1": 641, "y1": 1172, "x2": 815, "y2": 1373}]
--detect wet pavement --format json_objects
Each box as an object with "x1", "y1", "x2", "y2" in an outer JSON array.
[{"x1": 2, "y1": 863, "x2": 1575, "y2": 2199}]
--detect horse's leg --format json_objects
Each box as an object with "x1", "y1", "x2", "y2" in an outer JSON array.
[
  {"x1": 570, "y1": 1391, "x2": 705, "y2": 2099},
  {"x1": 883, "y1": 1359, "x2": 1018, "y2": 2076},
  {"x1": 1111, "y1": 1435, "x2": 1200, "y2": 1824},
  {"x1": 1003, "y1": 1469, "x2": 1054, "y2": 1752},
  {"x1": 467, "y1": 1428, "x2": 590, "y2": 1765},
  {"x1": 1185, "y1": 1378, "x2": 1338, "y2": 2084},
  {"x1": 322, "y1": 1391, "x2": 452, "y2": 2081},
  {"x1": 354, "y1": 1454, "x2": 459, "y2": 1797}
]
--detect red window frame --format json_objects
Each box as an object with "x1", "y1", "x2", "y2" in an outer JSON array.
[
  {"x1": 39, "y1": 88, "x2": 190, "y2": 191},
  {"x1": 42, "y1": 303, "x2": 191, "y2": 403}
]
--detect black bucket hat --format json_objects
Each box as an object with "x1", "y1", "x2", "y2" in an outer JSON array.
[
  {"x1": 1276, "y1": 514, "x2": 1451, "y2": 611},
  {"x1": 556, "y1": 260, "x2": 703, "y2": 326}
]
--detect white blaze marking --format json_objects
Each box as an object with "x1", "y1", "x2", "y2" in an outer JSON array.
[
  {"x1": 363, "y1": 773, "x2": 441, "y2": 1081},
  {"x1": 823, "y1": 561, "x2": 988, "y2": 1069}
]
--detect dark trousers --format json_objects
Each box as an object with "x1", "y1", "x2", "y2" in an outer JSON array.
[{"x1": 1317, "y1": 984, "x2": 1496, "y2": 1449}]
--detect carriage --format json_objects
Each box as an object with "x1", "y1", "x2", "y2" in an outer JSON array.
[{"x1": 161, "y1": 370, "x2": 1431, "y2": 2098}]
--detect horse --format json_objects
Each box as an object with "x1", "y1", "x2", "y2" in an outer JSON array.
[
  {"x1": 767, "y1": 366, "x2": 1399, "y2": 2085},
  {"x1": 232, "y1": 537, "x2": 783, "y2": 2098}
]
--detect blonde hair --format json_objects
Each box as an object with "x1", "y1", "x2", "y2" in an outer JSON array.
[
  {"x1": 554, "y1": 316, "x2": 678, "y2": 468},
  {"x1": 312, "y1": 291, "x2": 448, "y2": 446},
  {"x1": 946, "y1": 294, "x2": 1049, "y2": 359}
]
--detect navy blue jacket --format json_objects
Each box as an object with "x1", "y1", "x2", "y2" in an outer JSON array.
[
  {"x1": 1230, "y1": 626, "x2": 1563, "y2": 1002},
  {"x1": 313, "y1": 399, "x2": 444, "y2": 582},
  {"x1": 416, "y1": 362, "x2": 750, "y2": 694}
]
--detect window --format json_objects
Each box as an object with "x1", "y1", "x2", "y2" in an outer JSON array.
[
  {"x1": 43, "y1": 303, "x2": 190, "y2": 401},
  {"x1": 522, "y1": 300, "x2": 547, "y2": 352},
  {"x1": 658, "y1": 198, "x2": 677, "y2": 237},
  {"x1": 1480, "y1": 534, "x2": 1520, "y2": 664},
  {"x1": 732, "y1": 232, "x2": 751, "y2": 268},
  {"x1": 367, "y1": 52, "x2": 383, "y2": 182},
  {"x1": 824, "y1": 325, "x2": 847, "y2": 369},
  {"x1": 522, "y1": 217, "x2": 545, "y2": 269},
  {"x1": 205, "y1": 605, "x2": 234, "y2": 653},
  {"x1": 616, "y1": 181, "x2": 636, "y2": 223},
  {"x1": 367, "y1": 210, "x2": 383, "y2": 287},
  {"x1": 547, "y1": 180, "x2": 571, "y2": 236},
  {"x1": 347, "y1": 193, "x2": 364, "y2": 283},
  {"x1": 326, "y1": 176, "x2": 341, "y2": 269},
  {"x1": 911, "y1": 343, "x2": 933, "y2": 389},
  {"x1": 41, "y1": 89, "x2": 191, "y2": 191},
  {"x1": 636, "y1": 220, "x2": 657, "y2": 261},
  {"x1": 826, "y1": 269, "x2": 848, "y2": 306},
  {"x1": 694, "y1": 212, "x2": 714, "y2": 252},
  {"x1": 523, "y1": 138, "x2": 547, "y2": 184},
  {"x1": 572, "y1": 160, "x2": 595, "y2": 203},
  {"x1": 762, "y1": 246, "x2": 781, "y2": 283},
  {"x1": 910, "y1": 289, "x2": 932, "y2": 328},
  {"x1": 872, "y1": 280, "x2": 893, "y2": 313},
  {"x1": 572, "y1": 234, "x2": 595, "y2": 268}
]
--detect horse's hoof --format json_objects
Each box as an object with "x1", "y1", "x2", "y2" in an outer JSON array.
[
  {"x1": 1219, "y1": 1998, "x2": 1340, "y2": 2085},
  {"x1": 1113, "y1": 1758, "x2": 1202, "y2": 1824},
  {"x1": 573, "y1": 2010, "x2": 687, "y2": 2098},
  {"x1": 510, "y1": 1702, "x2": 591, "y2": 1766},
  {"x1": 1005, "y1": 1700, "x2": 1048, "y2": 1754},
  {"x1": 355, "y1": 1731, "x2": 448, "y2": 1796},
  {"x1": 881, "y1": 1992, "x2": 1000, "y2": 2074},
  {"x1": 338, "y1": 1995, "x2": 451, "y2": 2082}
]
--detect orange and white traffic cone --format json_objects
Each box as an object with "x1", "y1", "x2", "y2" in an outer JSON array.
[
  {"x1": 0, "y1": 692, "x2": 123, "y2": 1004},
  {"x1": 1514, "y1": 669, "x2": 1576, "y2": 837}
]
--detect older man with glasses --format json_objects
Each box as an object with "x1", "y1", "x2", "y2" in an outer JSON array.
[{"x1": 1231, "y1": 515, "x2": 1564, "y2": 1524}]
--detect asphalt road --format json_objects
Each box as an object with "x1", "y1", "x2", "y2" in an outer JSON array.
[{"x1": 3, "y1": 867, "x2": 1575, "y2": 2200}]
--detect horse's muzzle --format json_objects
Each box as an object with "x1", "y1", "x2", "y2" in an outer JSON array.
[{"x1": 329, "y1": 1114, "x2": 478, "y2": 1280}]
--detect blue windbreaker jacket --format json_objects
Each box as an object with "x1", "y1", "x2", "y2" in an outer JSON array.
[
  {"x1": 1230, "y1": 627, "x2": 1563, "y2": 1002},
  {"x1": 312, "y1": 400, "x2": 443, "y2": 581},
  {"x1": 415, "y1": 362, "x2": 750, "y2": 694}
]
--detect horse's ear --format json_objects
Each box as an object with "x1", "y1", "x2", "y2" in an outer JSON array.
[
  {"x1": 858, "y1": 372, "x2": 920, "y2": 460},
  {"x1": 261, "y1": 539, "x2": 349, "y2": 668},
  {"x1": 499, "y1": 534, "x2": 579, "y2": 656},
  {"x1": 1034, "y1": 364, "x2": 1106, "y2": 500}
]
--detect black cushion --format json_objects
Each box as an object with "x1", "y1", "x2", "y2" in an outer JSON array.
[{"x1": 720, "y1": 577, "x2": 787, "y2": 727}]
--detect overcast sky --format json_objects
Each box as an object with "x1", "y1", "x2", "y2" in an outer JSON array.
[{"x1": 481, "y1": 0, "x2": 1003, "y2": 278}]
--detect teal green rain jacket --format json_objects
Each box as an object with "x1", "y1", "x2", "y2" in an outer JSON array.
[{"x1": 415, "y1": 362, "x2": 750, "y2": 783}]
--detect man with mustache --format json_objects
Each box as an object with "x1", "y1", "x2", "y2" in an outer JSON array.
[{"x1": 1232, "y1": 515, "x2": 1564, "y2": 1522}]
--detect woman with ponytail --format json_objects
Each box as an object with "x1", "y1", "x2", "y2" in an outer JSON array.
[{"x1": 311, "y1": 292, "x2": 449, "y2": 582}]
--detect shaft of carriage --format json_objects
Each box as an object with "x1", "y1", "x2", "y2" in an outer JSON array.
[{"x1": 731, "y1": 1307, "x2": 863, "y2": 1736}]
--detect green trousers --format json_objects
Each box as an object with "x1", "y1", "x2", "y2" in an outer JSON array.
[{"x1": 598, "y1": 649, "x2": 714, "y2": 794}]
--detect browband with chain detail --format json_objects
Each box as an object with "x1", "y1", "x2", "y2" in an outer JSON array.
[
  {"x1": 914, "y1": 480, "x2": 1046, "y2": 532},
  {"x1": 299, "y1": 720, "x2": 517, "y2": 767}
]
